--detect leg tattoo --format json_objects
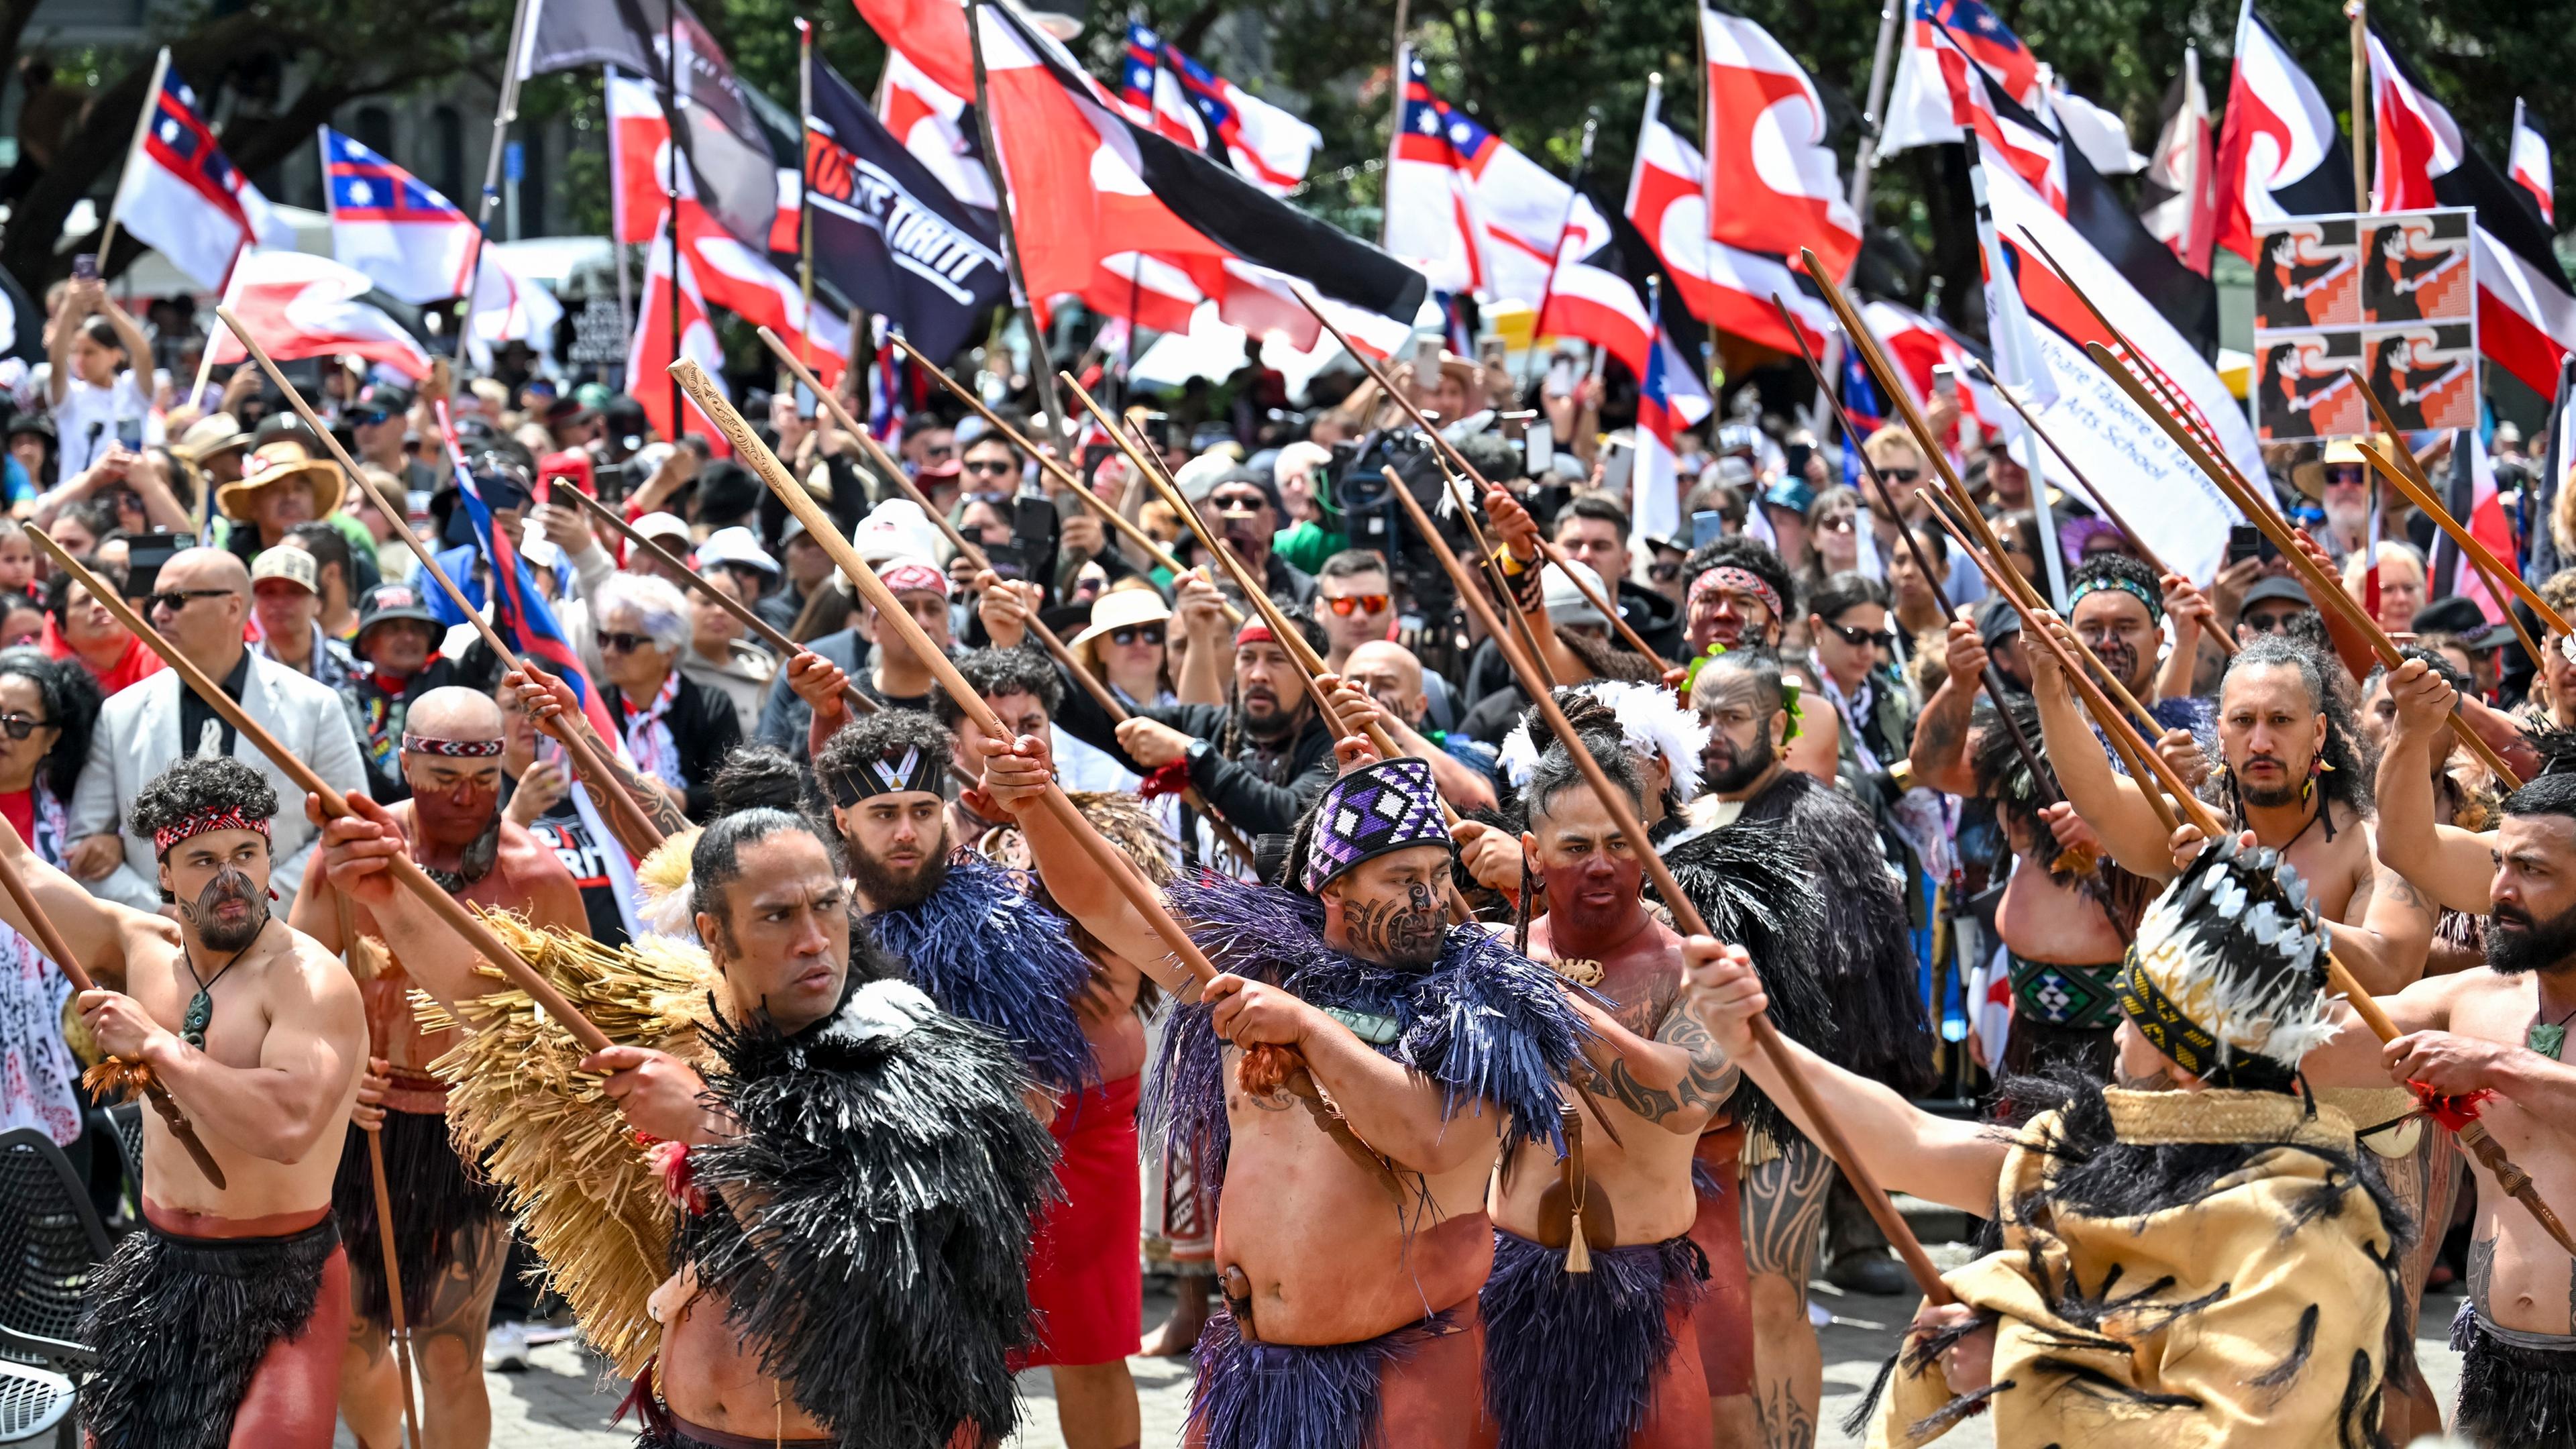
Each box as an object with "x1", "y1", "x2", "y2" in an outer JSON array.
[{"x1": 1743, "y1": 1136, "x2": 1833, "y2": 1449}]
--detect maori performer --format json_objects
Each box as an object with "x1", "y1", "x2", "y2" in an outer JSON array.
[
  {"x1": 288, "y1": 686, "x2": 587, "y2": 1449},
  {"x1": 1690, "y1": 834, "x2": 2408, "y2": 1447},
  {"x1": 1673, "y1": 646, "x2": 1933, "y2": 1449},
  {"x1": 16, "y1": 757, "x2": 370, "y2": 1447},
  {"x1": 314, "y1": 801, "x2": 1057, "y2": 1448},
  {"x1": 975, "y1": 733, "x2": 1585, "y2": 1449},
  {"x1": 1477, "y1": 722, "x2": 1746, "y2": 1449}
]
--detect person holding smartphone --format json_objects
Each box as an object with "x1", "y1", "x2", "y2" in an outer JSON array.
[{"x1": 45, "y1": 269, "x2": 159, "y2": 481}]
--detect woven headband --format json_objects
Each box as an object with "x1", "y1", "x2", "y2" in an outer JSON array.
[
  {"x1": 2113, "y1": 947, "x2": 2293, "y2": 1092},
  {"x1": 824, "y1": 745, "x2": 952, "y2": 806},
  {"x1": 153, "y1": 806, "x2": 274, "y2": 857},
  {"x1": 2070, "y1": 574, "x2": 2163, "y2": 623},
  {"x1": 402, "y1": 734, "x2": 506, "y2": 757},
  {"x1": 1690, "y1": 567, "x2": 1783, "y2": 619}
]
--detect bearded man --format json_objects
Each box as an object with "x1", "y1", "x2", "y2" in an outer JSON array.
[
  {"x1": 3, "y1": 757, "x2": 368, "y2": 1447},
  {"x1": 314, "y1": 802, "x2": 1056, "y2": 1448},
  {"x1": 1672, "y1": 647, "x2": 1933, "y2": 1449},
  {"x1": 288, "y1": 686, "x2": 586, "y2": 1449},
  {"x1": 977, "y1": 735, "x2": 1586, "y2": 1449}
]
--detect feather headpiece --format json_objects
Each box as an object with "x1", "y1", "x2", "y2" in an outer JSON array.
[
  {"x1": 1499, "y1": 680, "x2": 1710, "y2": 805},
  {"x1": 2118, "y1": 834, "x2": 2336, "y2": 1090}
]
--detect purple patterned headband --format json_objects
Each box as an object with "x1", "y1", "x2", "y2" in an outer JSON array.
[
  {"x1": 1301, "y1": 756, "x2": 1452, "y2": 894},
  {"x1": 402, "y1": 734, "x2": 507, "y2": 757}
]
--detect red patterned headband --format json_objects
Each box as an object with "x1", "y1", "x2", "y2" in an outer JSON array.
[
  {"x1": 153, "y1": 806, "x2": 273, "y2": 856},
  {"x1": 1689, "y1": 566, "x2": 1783, "y2": 619},
  {"x1": 402, "y1": 733, "x2": 506, "y2": 757}
]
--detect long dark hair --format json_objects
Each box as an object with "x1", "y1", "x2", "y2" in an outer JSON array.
[
  {"x1": 0, "y1": 647, "x2": 99, "y2": 801},
  {"x1": 2210, "y1": 633, "x2": 2373, "y2": 818}
]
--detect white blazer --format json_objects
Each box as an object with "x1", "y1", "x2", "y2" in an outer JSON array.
[{"x1": 70, "y1": 653, "x2": 373, "y2": 912}]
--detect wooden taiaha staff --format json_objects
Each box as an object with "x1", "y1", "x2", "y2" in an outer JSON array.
[
  {"x1": 214, "y1": 307, "x2": 668, "y2": 855},
  {"x1": 1931, "y1": 503, "x2": 2576, "y2": 1255},
  {"x1": 2074, "y1": 339, "x2": 2524, "y2": 790},
  {"x1": 1801, "y1": 254, "x2": 2167, "y2": 744},
  {"x1": 1276, "y1": 302, "x2": 1670, "y2": 668},
  {"x1": 885, "y1": 335, "x2": 1202, "y2": 581},
  {"x1": 759, "y1": 333, "x2": 1259, "y2": 868},
  {"x1": 25, "y1": 531, "x2": 620, "y2": 1056},
  {"x1": 1421, "y1": 453, "x2": 1564, "y2": 691},
  {"x1": 337, "y1": 890, "x2": 423, "y2": 1449},
  {"x1": 1375, "y1": 434, "x2": 1953, "y2": 1301},
  {"x1": 2345, "y1": 373, "x2": 2567, "y2": 642},
  {"x1": 1770, "y1": 294, "x2": 2068, "y2": 812},
  {"x1": 1047, "y1": 371, "x2": 1259, "y2": 626},
  {"x1": 667, "y1": 359, "x2": 1411, "y2": 1201},
  {"x1": 551, "y1": 482, "x2": 984, "y2": 795},
  {"x1": 1959, "y1": 358, "x2": 2235, "y2": 657},
  {"x1": 0, "y1": 830, "x2": 227, "y2": 1186}
]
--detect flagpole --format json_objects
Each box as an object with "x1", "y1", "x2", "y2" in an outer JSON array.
[
  {"x1": 1847, "y1": 0, "x2": 1904, "y2": 215},
  {"x1": 2347, "y1": 0, "x2": 2369, "y2": 211},
  {"x1": 1518, "y1": 113, "x2": 1597, "y2": 395},
  {"x1": 94, "y1": 47, "x2": 172, "y2": 270},
  {"x1": 963, "y1": 0, "x2": 1073, "y2": 458},
  {"x1": 662, "y1": 0, "x2": 683, "y2": 435},
  {"x1": 455, "y1": 0, "x2": 535, "y2": 354},
  {"x1": 796, "y1": 17, "x2": 816, "y2": 376},
  {"x1": 1379, "y1": 6, "x2": 1411, "y2": 248}
]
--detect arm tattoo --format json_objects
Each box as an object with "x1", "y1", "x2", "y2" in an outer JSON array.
[
  {"x1": 1587, "y1": 991, "x2": 1741, "y2": 1125},
  {"x1": 585, "y1": 739, "x2": 690, "y2": 841}
]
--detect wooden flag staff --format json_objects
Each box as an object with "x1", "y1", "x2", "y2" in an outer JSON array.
[
  {"x1": 667, "y1": 358, "x2": 1412, "y2": 1201},
  {"x1": 215, "y1": 307, "x2": 667, "y2": 855},
  {"x1": 24, "y1": 531, "x2": 618, "y2": 1055},
  {"x1": 1375, "y1": 431, "x2": 1952, "y2": 1302}
]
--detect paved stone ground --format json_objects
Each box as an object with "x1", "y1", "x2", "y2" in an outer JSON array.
[{"x1": 345, "y1": 1276, "x2": 2473, "y2": 1448}]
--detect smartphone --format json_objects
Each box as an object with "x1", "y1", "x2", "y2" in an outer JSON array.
[
  {"x1": 1479, "y1": 335, "x2": 1507, "y2": 368},
  {"x1": 1525, "y1": 419, "x2": 1555, "y2": 480},
  {"x1": 70, "y1": 253, "x2": 97, "y2": 282},
  {"x1": 1413, "y1": 335, "x2": 1444, "y2": 376},
  {"x1": 1930, "y1": 363, "x2": 1958, "y2": 398},
  {"x1": 1544, "y1": 357, "x2": 1577, "y2": 398},
  {"x1": 1601, "y1": 437, "x2": 1635, "y2": 496},
  {"x1": 1692, "y1": 509, "x2": 1727, "y2": 549},
  {"x1": 1784, "y1": 441, "x2": 1813, "y2": 479},
  {"x1": 123, "y1": 531, "x2": 184, "y2": 602}
]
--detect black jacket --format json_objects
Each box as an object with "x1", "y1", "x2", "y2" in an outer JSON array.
[
  {"x1": 1051, "y1": 674, "x2": 1336, "y2": 839},
  {"x1": 604, "y1": 671, "x2": 743, "y2": 822}
]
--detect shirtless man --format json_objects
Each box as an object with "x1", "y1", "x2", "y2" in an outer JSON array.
[
  {"x1": 1481, "y1": 729, "x2": 1739, "y2": 1449},
  {"x1": 2033, "y1": 625, "x2": 2445, "y2": 1434},
  {"x1": 21, "y1": 756, "x2": 368, "y2": 1447},
  {"x1": 2302, "y1": 766, "x2": 2576, "y2": 1448},
  {"x1": 977, "y1": 735, "x2": 1585, "y2": 1448},
  {"x1": 288, "y1": 687, "x2": 586, "y2": 1449},
  {"x1": 316, "y1": 802, "x2": 1053, "y2": 1447}
]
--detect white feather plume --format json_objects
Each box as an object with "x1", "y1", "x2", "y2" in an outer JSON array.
[{"x1": 1497, "y1": 680, "x2": 1711, "y2": 805}]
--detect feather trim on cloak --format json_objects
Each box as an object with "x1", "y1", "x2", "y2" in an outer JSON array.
[
  {"x1": 865, "y1": 857, "x2": 1099, "y2": 1095},
  {"x1": 635, "y1": 827, "x2": 704, "y2": 941},
  {"x1": 1690, "y1": 769, "x2": 1935, "y2": 1096},
  {"x1": 416, "y1": 912, "x2": 725, "y2": 1375},
  {"x1": 1150, "y1": 875, "x2": 1586, "y2": 1214},
  {"x1": 1652, "y1": 814, "x2": 1833, "y2": 1146},
  {"x1": 683, "y1": 976, "x2": 1059, "y2": 1449}
]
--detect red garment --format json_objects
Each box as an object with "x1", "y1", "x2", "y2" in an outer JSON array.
[
  {"x1": 1014, "y1": 1072, "x2": 1143, "y2": 1368},
  {"x1": 0, "y1": 790, "x2": 32, "y2": 855},
  {"x1": 40, "y1": 616, "x2": 163, "y2": 696},
  {"x1": 138, "y1": 1201, "x2": 351, "y2": 1449},
  {"x1": 1688, "y1": 1124, "x2": 1754, "y2": 1399}
]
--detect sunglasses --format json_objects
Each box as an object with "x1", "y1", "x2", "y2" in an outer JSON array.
[
  {"x1": 1822, "y1": 618, "x2": 1895, "y2": 651},
  {"x1": 1210, "y1": 492, "x2": 1269, "y2": 514},
  {"x1": 148, "y1": 588, "x2": 233, "y2": 614},
  {"x1": 920, "y1": 442, "x2": 957, "y2": 460},
  {"x1": 1648, "y1": 561, "x2": 1684, "y2": 583},
  {"x1": 1322, "y1": 593, "x2": 1389, "y2": 616},
  {"x1": 1815, "y1": 514, "x2": 1857, "y2": 533},
  {"x1": 1109, "y1": 623, "x2": 1167, "y2": 648},
  {"x1": 350, "y1": 408, "x2": 396, "y2": 428},
  {"x1": 963, "y1": 458, "x2": 1018, "y2": 477},
  {"x1": 1878, "y1": 466, "x2": 1922, "y2": 484},
  {"x1": 0, "y1": 712, "x2": 52, "y2": 741},
  {"x1": 2243, "y1": 609, "x2": 2302, "y2": 633},
  {"x1": 598, "y1": 631, "x2": 659, "y2": 653}
]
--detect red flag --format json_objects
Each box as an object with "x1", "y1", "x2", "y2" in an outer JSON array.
[
  {"x1": 1699, "y1": 4, "x2": 1860, "y2": 280},
  {"x1": 628, "y1": 215, "x2": 731, "y2": 454}
]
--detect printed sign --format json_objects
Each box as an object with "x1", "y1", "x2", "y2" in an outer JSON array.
[{"x1": 2248, "y1": 207, "x2": 2477, "y2": 442}]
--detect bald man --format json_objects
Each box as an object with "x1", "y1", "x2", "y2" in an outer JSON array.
[
  {"x1": 1344, "y1": 639, "x2": 1499, "y2": 811},
  {"x1": 71, "y1": 547, "x2": 372, "y2": 912},
  {"x1": 290, "y1": 687, "x2": 584, "y2": 1449}
]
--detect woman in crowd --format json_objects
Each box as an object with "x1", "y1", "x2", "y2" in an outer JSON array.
[
  {"x1": 0, "y1": 647, "x2": 100, "y2": 1155},
  {"x1": 677, "y1": 568, "x2": 775, "y2": 737},
  {"x1": 40, "y1": 565, "x2": 160, "y2": 696},
  {"x1": 592, "y1": 570, "x2": 742, "y2": 820},
  {"x1": 1071, "y1": 581, "x2": 1176, "y2": 710},
  {"x1": 1799, "y1": 484, "x2": 1865, "y2": 598}
]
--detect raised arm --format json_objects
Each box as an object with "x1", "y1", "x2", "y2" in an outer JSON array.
[
  {"x1": 2375, "y1": 657, "x2": 2500, "y2": 915},
  {"x1": 2298, "y1": 970, "x2": 2462, "y2": 1087},
  {"x1": 2324, "y1": 835, "x2": 2439, "y2": 996},
  {"x1": 1580, "y1": 940, "x2": 1743, "y2": 1137},
  {"x1": 305, "y1": 794, "x2": 508, "y2": 1010},
  {"x1": 97, "y1": 294, "x2": 153, "y2": 388},
  {"x1": 1907, "y1": 619, "x2": 1987, "y2": 796},
  {"x1": 1684, "y1": 940, "x2": 2006, "y2": 1215},
  {"x1": 971, "y1": 730, "x2": 1192, "y2": 997},
  {"x1": 2025, "y1": 614, "x2": 2179, "y2": 879},
  {"x1": 504, "y1": 665, "x2": 685, "y2": 855}
]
